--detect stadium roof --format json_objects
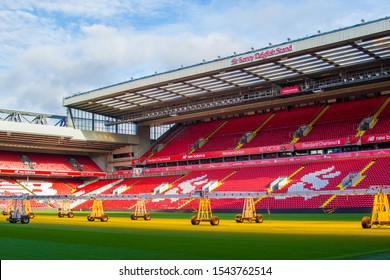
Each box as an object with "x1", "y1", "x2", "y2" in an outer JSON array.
[
  {"x1": 0, "y1": 120, "x2": 137, "y2": 153},
  {"x1": 64, "y1": 17, "x2": 390, "y2": 125}
]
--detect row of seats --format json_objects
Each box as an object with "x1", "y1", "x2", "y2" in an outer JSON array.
[
  {"x1": 144, "y1": 95, "x2": 389, "y2": 158},
  {"x1": 0, "y1": 151, "x2": 103, "y2": 173},
  {"x1": 1, "y1": 156, "x2": 388, "y2": 210},
  {"x1": 0, "y1": 178, "x2": 82, "y2": 195},
  {"x1": 195, "y1": 113, "x2": 272, "y2": 152},
  {"x1": 364, "y1": 98, "x2": 390, "y2": 135},
  {"x1": 274, "y1": 158, "x2": 372, "y2": 193},
  {"x1": 243, "y1": 105, "x2": 324, "y2": 148},
  {"x1": 69, "y1": 157, "x2": 390, "y2": 210},
  {"x1": 141, "y1": 125, "x2": 185, "y2": 159},
  {"x1": 0, "y1": 178, "x2": 83, "y2": 209},
  {"x1": 151, "y1": 120, "x2": 225, "y2": 157},
  {"x1": 299, "y1": 96, "x2": 385, "y2": 142}
]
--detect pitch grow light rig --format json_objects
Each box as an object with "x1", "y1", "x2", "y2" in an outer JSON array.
[{"x1": 1, "y1": 186, "x2": 389, "y2": 226}]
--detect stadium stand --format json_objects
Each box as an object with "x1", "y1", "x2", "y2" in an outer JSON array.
[
  {"x1": 140, "y1": 96, "x2": 390, "y2": 159},
  {"x1": 2, "y1": 98, "x2": 390, "y2": 211}
]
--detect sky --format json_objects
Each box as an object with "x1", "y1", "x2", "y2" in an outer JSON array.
[{"x1": 0, "y1": 0, "x2": 389, "y2": 115}]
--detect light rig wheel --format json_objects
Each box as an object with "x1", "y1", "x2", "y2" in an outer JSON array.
[
  {"x1": 191, "y1": 215, "x2": 200, "y2": 225},
  {"x1": 100, "y1": 214, "x2": 109, "y2": 222},
  {"x1": 255, "y1": 214, "x2": 264, "y2": 223},
  {"x1": 235, "y1": 214, "x2": 243, "y2": 223},
  {"x1": 21, "y1": 215, "x2": 30, "y2": 224},
  {"x1": 87, "y1": 215, "x2": 95, "y2": 222},
  {"x1": 144, "y1": 213, "x2": 151, "y2": 220},
  {"x1": 28, "y1": 212, "x2": 35, "y2": 219},
  {"x1": 361, "y1": 216, "x2": 372, "y2": 229},
  {"x1": 67, "y1": 212, "x2": 74, "y2": 218},
  {"x1": 58, "y1": 212, "x2": 65, "y2": 218},
  {"x1": 130, "y1": 213, "x2": 138, "y2": 220},
  {"x1": 210, "y1": 216, "x2": 220, "y2": 226}
]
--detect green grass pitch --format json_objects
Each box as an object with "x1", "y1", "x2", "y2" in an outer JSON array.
[{"x1": 1, "y1": 211, "x2": 389, "y2": 260}]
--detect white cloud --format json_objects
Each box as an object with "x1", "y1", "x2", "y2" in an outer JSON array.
[{"x1": 0, "y1": 0, "x2": 389, "y2": 115}]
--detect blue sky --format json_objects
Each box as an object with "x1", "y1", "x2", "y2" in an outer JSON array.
[{"x1": 0, "y1": 0, "x2": 389, "y2": 115}]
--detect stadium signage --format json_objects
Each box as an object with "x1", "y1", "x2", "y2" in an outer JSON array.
[
  {"x1": 0, "y1": 169, "x2": 106, "y2": 177},
  {"x1": 294, "y1": 139, "x2": 347, "y2": 150},
  {"x1": 182, "y1": 154, "x2": 206, "y2": 160},
  {"x1": 231, "y1": 44, "x2": 293, "y2": 65},
  {"x1": 145, "y1": 156, "x2": 172, "y2": 163},
  {"x1": 141, "y1": 149, "x2": 390, "y2": 174},
  {"x1": 361, "y1": 133, "x2": 390, "y2": 143},
  {"x1": 221, "y1": 150, "x2": 246, "y2": 156},
  {"x1": 135, "y1": 133, "x2": 390, "y2": 165},
  {"x1": 258, "y1": 144, "x2": 293, "y2": 153},
  {"x1": 281, "y1": 85, "x2": 300, "y2": 95}
]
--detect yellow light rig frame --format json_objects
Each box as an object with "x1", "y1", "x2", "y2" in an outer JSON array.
[
  {"x1": 235, "y1": 197, "x2": 264, "y2": 223},
  {"x1": 191, "y1": 197, "x2": 220, "y2": 226},
  {"x1": 130, "y1": 199, "x2": 151, "y2": 220},
  {"x1": 23, "y1": 199, "x2": 35, "y2": 219},
  {"x1": 87, "y1": 199, "x2": 109, "y2": 222},
  {"x1": 58, "y1": 200, "x2": 75, "y2": 218},
  {"x1": 362, "y1": 190, "x2": 390, "y2": 228}
]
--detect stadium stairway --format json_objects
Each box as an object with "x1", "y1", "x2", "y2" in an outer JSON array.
[
  {"x1": 275, "y1": 166, "x2": 305, "y2": 191},
  {"x1": 320, "y1": 194, "x2": 338, "y2": 209},
  {"x1": 157, "y1": 174, "x2": 188, "y2": 194},
  {"x1": 189, "y1": 120, "x2": 228, "y2": 154},
  {"x1": 236, "y1": 113, "x2": 274, "y2": 149},
  {"x1": 122, "y1": 179, "x2": 142, "y2": 193},
  {"x1": 59, "y1": 179, "x2": 79, "y2": 193},
  {"x1": 9, "y1": 178, "x2": 34, "y2": 195},
  {"x1": 177, "y1": 169, "x2": 238, "y2": 209},
  {"x1": 209, "y1": 170, "x2": 238, "y2": 191},
  {"x1": 147, "y1": 126, "x2": 186, "y2": 158},
  {"x1": 319, "y1": 159, "x2": 376, "y2": 209},
  {"x1": 348, "y1": 159, "x2": 376, "y2": 187},
  {"x1": 254, "y1": 165, "x2": 305, "y2": 205},
  {"x1": 177, "y1": 198, "x2": 194, "y2": 209},
  {"x1": 358, "y1": 96, "x2": 390, "y2": 136},
  {"x1": 293, "y1": 105, "x2": 330, "y2": 143},
  {"x1": 290, "y1": 105, "x2": 329, "y2": 144}
]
